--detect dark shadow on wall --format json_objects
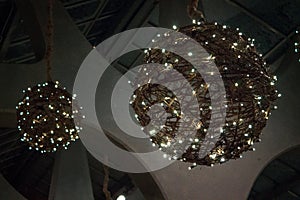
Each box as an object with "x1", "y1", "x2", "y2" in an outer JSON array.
[{"x1": 248, "y1": 145, "x2": 300, "y2": 200}]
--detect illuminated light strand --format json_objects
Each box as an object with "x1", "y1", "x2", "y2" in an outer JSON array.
[{"x1": 295, "y1": 29, "x2": 300, "y2": 62}]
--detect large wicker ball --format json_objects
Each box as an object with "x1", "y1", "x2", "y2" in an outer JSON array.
[{"x1": 131, "y1": 22, "x2": 278, "y2": 167}]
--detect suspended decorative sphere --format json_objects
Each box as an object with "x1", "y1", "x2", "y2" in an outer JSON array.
[
  {"x1": 131, "y1": 22, "x2": 278, "y2": 167},
  {"x1": 16, "y1": 81, "x2": 82, "y2": 153}
]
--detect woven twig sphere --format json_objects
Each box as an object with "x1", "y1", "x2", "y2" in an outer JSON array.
[
  {"x1": 16, "y1": 81, "x2": 82, "y2": 153},
  {"x1": 131, "y1": 22, "x2": 278, "y2": 167}
]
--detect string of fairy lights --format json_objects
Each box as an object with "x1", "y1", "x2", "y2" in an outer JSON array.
[{"x1": 295, "y1": 29, "x2": 300, "y2": 62}]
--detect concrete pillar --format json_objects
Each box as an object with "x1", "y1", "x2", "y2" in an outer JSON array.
[{"x1": 48, "y1": 141, "x2": 94, "y2": 200}]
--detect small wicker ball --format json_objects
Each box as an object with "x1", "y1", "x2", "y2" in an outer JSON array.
[{"x1": 16, "y1": 81, "x2": 82, "y2": 153}]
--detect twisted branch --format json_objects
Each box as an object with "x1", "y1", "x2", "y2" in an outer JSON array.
[
  {"x1": 103, "y1": 164, "x2": 112, "y2": 200},
  {"x1": 46, "y1": 0, "x2": 54, "y2": 81},
  {"x1": 187, "y1": 0, "x2": 205, "y2": 21}
]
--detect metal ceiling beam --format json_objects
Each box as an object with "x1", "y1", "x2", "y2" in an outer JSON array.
[
  {"x1": 15, "y1": 0, "x2": 46, "y2": 61},
  {"x1": 63, "y1": 0, "x2": 96, "y2": 9},
  {"x1": 77, "y1": 12, "x2": 116, "y2": 28},
  {"x1": 7, "y1": 38, "x2": 31, "y2": 48},
  {"x1": 263, "y1": 30, "x2": 296, "y2": 61},
  {"x1": 288, "y1": 190, "x2": 300, "y2": 198},
  {"x1": 82, "y1": 0, "x2": 110, "y2": 36},
  {"x1": 276, "y1": 159, "x2": 300, "y2": 174},
  {"x1": 114, "y1": 0, "x2": 157, "y2": 31},
  {"x1": 225, "y1": 0, "x2": 287, "y2": 38},
  {"x1": 274, "y1": 32, "x2": 300, "y2": 75},
  {"x1": 224, "y1": 0, "x2": 295, "y2": 64},
  {"x1": 0, "y1": 1, "x2": 16, "y2": 61},
  {"x1": 8, "y1": 53, "x2": 35, "y2": 63},
  {"x1": 111, "y1": 0, "x2": 158, "y2": 74}
]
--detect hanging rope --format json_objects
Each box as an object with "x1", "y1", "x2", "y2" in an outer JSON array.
[
  {"x1": 46, "y1": 0, "x2": 54, "y2": 81},
  {"x1": 187, "y1": 0, "x2": 205, "y2": 22},
  {"x1": 103, "y1": 164, "x2": 112, "y2": 200}
]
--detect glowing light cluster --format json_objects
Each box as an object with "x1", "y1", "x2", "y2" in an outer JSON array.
[
  {"x1": 295, "y1": 29, "x2": 300, "y2": 62},
  {"x1": 131, "y1": 21, "x2": 279, "y2": 168},
  {"x1": 16, "y1": 81, "x2": 83, "y2": 153}
]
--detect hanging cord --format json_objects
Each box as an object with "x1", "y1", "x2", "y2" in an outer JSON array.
[
  {"x1": 103, "y1": 164, "x2": 112, "y2": 200},
  {"x1": 46, "y1": 0, "x2": 54, "y2": 82},
  {"x1": 187, "y1": 0, "x2": 205, "y2": 22}
]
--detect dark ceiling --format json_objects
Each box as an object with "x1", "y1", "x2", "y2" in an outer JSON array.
[
  {"x1": 0, "y1": 0, "x2": 300, "y2": 200},
  {"x1": 249, "y1": 146, "x2": 300, "y2": 200},
  {"x1": 0, "y1": 0, "x2": 159, "y2": 64}
]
